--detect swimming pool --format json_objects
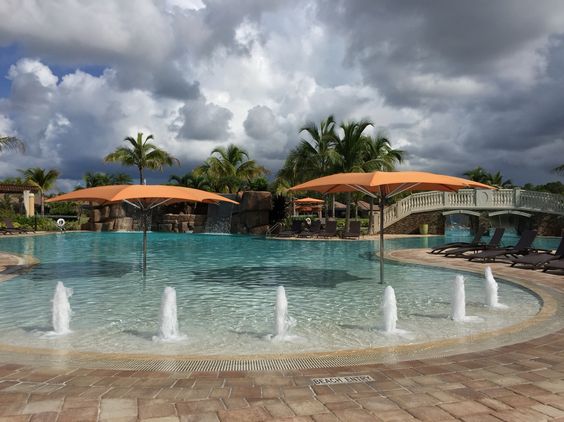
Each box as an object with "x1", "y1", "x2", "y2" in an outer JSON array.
[{"x1": 0, "y1": 233, "x2": 555, "y2": 356}]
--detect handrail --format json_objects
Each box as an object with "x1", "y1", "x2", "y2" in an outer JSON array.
[
  {"x1": 266, "y1": 222, "x2": 282, "y2": 237},
  {"x1": 374, "y1": 188, "x2": 564, "y2": 233}
]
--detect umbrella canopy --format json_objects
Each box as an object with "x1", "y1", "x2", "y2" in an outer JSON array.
[
  {"x1": 46, "y1": 184, "x2": 238, "y2": 209},
  {"x1": 290, "y1": 171, "x2": 494, "y2": 284},
  {"x1": 293, "y1": 197, "x2": 325, "y2": 204},
  {"x1": 290, "y1": 171, "x2": 492, "y2": 196},
  {"x1": 47, "y1": 185, "x2": 238, "y2": 272}
]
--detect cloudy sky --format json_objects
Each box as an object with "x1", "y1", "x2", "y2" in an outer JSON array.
[{"x1": 1, "y1": 0, "x2": 563, "y2": 191}]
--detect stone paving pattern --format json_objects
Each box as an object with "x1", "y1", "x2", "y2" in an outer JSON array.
[{"x1": 1, "y1": 245, "x2": 564, "y2": 420}]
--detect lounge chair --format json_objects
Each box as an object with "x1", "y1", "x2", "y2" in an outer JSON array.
[
  {"x1": 543, "y1": 257, "x2": 564, "y2": 273},
  {"x1": 2, "y1": 218, "x2": 30, "y2": 235},
  {"x1": 444, "y1": 228, "x2": 505, "y2": 258},
  {"x1": 298, "y1": 220, "x2": 321, "y2": 238},
  {"x1": 318, "y1": 220, "x2": 337, "y2": 238},
  {"x1": 509, "y1": 236, "x2": 564, "y2": 269},
  {"x1": 429, "y1": 226, "x2": 486, "y2": 254},
  {"x1": 468, "y1": 229, "x2": 537, "y2": 263},
  {"x1": 342, "y1": 221, "x2": 361, "y2": 239},
  {"x1": 277, "y1": 220, "x2": 302, "y2": 238}
]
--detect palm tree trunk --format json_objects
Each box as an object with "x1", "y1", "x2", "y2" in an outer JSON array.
[
  {"x1": 40, "y1": 192, "x2": 44, "y2": 217},
  {"x1": 139, "y1": 167, "x2": 144, "y2": 185},
  {"x1": 332, "y1": 195, "x2": 335, "y2": 218},
  {"x1": 355, "y1": 198, "x2": 358, "y2": 219}
]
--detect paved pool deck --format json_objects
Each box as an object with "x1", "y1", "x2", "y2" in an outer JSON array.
[{"x1": 1, "y1": 241, "x2": 564, "y2": 421}]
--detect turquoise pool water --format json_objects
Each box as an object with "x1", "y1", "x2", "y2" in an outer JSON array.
[{"x1": 0, "y1": 233, "x2": 555, "y2": 356}]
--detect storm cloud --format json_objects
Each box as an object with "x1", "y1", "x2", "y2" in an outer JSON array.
[{"x1": 0, "y1": 0, "x2": 563, "y2": 191}]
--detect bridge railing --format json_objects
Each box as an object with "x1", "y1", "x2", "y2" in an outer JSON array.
[{"x1": 374, "y1": 188, "x2": 564, "y2": 232}]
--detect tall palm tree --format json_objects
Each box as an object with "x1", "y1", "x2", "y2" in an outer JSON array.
[
  {"x1": 362, "y1": 133, "x2": 404, "y2": 233},
  {"x1": 464, "y1": 167, "x2": 511, "y2": 188},
  {"x1": 333, "y1": 119, "x2": 373, "y2": 230},
  {"x1": 104, "y1": 132, "x2": 179, "y2": 184},
  {"x1": 463, "y1": 167, "x2": 490, "y2": 184},
  {"x1": 19, "y1": 167, "x2": 60, "y2": 216},
  {"x1": 195, "y1": 144, "x2": 267, "y2": 193},
  {"x1": 83, "y1": 172, "x2": 133, "y2": 188},
  {"x1": 0, "y1": 136, "x2": 25, "y2": 154},
  {"x1": 552, "y1": 164, "x2": 564, "y2": 175}
]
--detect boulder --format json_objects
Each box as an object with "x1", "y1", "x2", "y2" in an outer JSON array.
[
  {"x1": 91, "y1": 208, "x2": 102, "y2": 222},
  {"x1": 159, "y1": 223, "x2": 173, "y2": 232},
  {"x1": 249, "y1": 225, "x2": 269, "y2": 235},
  {"x1": 101, "y1": 221, "x2": 114, "y2": 231},
  {"x1": 93, "y1": 223, "x2": 103, "y2": 232},
  {"x1": 239, "y1": 191, "x2": 272, "y2": 212},
  {"x1": 100, "y1": 206, "x2": 111, "y2": 220},
  {"x1": 109, "y1": 204, "x2": 126, "y2": 218},
  {"x1": 114, "y1": 217, "x2": 133, "y2": 231},
  {"x1": 240, "y1": 210, "x2": 269, "y2": 228}
]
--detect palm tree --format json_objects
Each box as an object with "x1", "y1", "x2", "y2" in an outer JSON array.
[
  {"x1": 83, "y1": 172, "x2": 133, "y2": 188},
  {"x1": 463, "y1": 167, "x2": 490, "y2": 184},
  {"x1": 552, "y1": 164, "x2": 564, "y2": 175},
  {"x1": 169, "y1": 172, "x2": 211, "y2": 191},
  {"x1": 333, "y1": 119, "x2": 373, "y2": 230},
  {"x1": 19, "y1": 167, "x2": 60, "y2": 216},
  {"x1": 104, "y1": 132, "x2": 179, "y2": 184},
  {"x1": 0, "y1": 136, "x2": 25, "y2": 154},
  {"x1": 464, "y1": 167, "x2": 511, "y2": 188},
  {"x1": 362, "y1": 133, "x2": 405, "y2": 233},
  {"x1": 194, "y1": 144, "x2": 267, "y2": 193}
]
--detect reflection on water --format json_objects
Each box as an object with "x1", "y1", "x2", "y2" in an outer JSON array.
[
  {"x1": 28, "y1": 261, "x2": 135, "y2": 280},
  {"x1": 190, "y1": 265, "x2": 363, "y2": 289}
]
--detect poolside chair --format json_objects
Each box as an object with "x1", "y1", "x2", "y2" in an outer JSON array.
[
  {"x1": 543, "y1": 257, "x2": 564, "y2": 273},
  {"x1": 467, "y1": 229, "x2": 537, "y2": 263},
  {"x1": 342, "y1": 221, "x2": 361, "y2": 239},
  {"x1": 277, "y1": 220, "x2": 303, "y2": 238},
  {"x1": 318, "y1": 220, "x2": 338, "y2": 238},
  {"x1": 429, "y1": 226, "x2": 486, "y2": 254},
  {"x1": 444, "y1": 228, "x2": 505, "y2": 258},
  {"x1": 2, "y1": 218, "x2": 30, "y2": 235},
  {"x1": 298, "y1": 220, "x2": 321, "y2": 238},
  {"x1": 509, "y1": 236, "x2": 564, "y2": 269}
]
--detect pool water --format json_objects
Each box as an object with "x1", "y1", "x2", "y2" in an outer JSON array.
[{"x1": 0, "y1": 232, "x2": 553, "y2": 356}]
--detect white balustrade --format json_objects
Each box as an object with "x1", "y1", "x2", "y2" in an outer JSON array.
[{"x1": 372, "y1": 188, "x2": 564, "y2": 233}]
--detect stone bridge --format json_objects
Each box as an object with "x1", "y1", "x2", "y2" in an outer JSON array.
[{"x1": 374, "y1": 188, "x2": 564, "y2": 232}]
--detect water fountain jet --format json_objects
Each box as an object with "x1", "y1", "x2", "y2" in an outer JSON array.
[
  {"x1": 382, "y1": 286, "x2": 398, "y2": 333},
  {"x1": 271, "y1": 286, "x2": 296, "y2": 341},
  {"x1": 484, "y1": 267, "x2": 508, "y2": 309},
  {"x1": 154, "y1": 287, "x2": 185, "y2": 342},
  {"x1": 451, "y1": 275, "x2": 482, "y2": 323},
  {"x1": 51, "y1": 281, "x2": 73, "y2": 335}
]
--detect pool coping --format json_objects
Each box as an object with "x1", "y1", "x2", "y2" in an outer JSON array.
[{"x1": 0, "y1": 240, "x2": 563, "y2": 372}]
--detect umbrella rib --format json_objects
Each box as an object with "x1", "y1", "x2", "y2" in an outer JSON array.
[
  {"x1": 149, "y1": 198, "x2": 173, "y2": 209},
  {"x1": 387, "y1": 183, "x2": 421, "y2": 198},
  {"x1": 122, "y1": 199, "x2": 141, "y2": 209},
  {"x1": 348, "y1": 184, "x2": 379, "y2": 199}
]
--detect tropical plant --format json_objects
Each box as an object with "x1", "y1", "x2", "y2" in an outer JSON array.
[
  {"x1": 361, "y1": 133, "x2": 404, "y2": 233},
  {"x1": 333, "y1": 119, "x2": 373, "y2": 230},
  {"x1": 553, "y1": 164, "x2": 564, "y2": 175},
  {"x1": 194, "y1": 144, "x2": 267, "y2": 193},
  {"x1": 104, "y1": 132, "x2": 179, "y2": 184},
  {"x1": 169, "y1": 172, "x2": 211, "y2": 191},
  {"x1": 19, "y1": 167, "x2": 60, "y2": 216},
  {"x1": 83, "y1": 172, "x2": 133, "y2": 188},
  {"x1": 0, "y1": 136, "x2": 25, "y2": 154},
  {"x1": 463, "y1": 167, "x2": 512, "y2": 188}
]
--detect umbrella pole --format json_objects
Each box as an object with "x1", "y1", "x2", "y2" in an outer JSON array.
[
  {"x1": 142, "y1": 209, "x2": 147, "y2": 273},
  {"x1": 379, "y1": 197, "x2": 385, "y2": 284}
]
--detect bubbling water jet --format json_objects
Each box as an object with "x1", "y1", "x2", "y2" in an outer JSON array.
[
  {"x1": 451, "y1": 275, "x2": 482, "y2": 323},
  {"x1": 154, "y1": 287, "x2": 186, "y2": 342},
  {"x1": 382, "y1": 286, "x2": 398, "y2": 332},
  {"x1": 270, "y1": 286, "x2": 297, "y2": 342},
  {"x1": 484, "y1": 267, "x2": 508, "y2": 309},
  {"x1": 51, "y1": 281, "x2": 73, "y2": 335}
]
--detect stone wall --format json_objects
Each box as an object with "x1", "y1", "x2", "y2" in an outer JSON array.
[
  {"x1": 531, "y1": 213, "x2": 564, "y2": 236},
  {"x1": 384, "y1": 211, "x2": 445, "y2": 235},
  {"x1": 82, "y1": 203, "x2": 136, "y2": 232},
  {"x1": 156, "y1": 213, "x2": 207, "y2": 233},
  {"x1": 231, "y1": 191, "x2": 272, "y2": 234}
]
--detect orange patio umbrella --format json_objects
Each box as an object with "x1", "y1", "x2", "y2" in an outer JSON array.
[
  {"x1": 293, "y1": 197, "x2": 325, "y2": 204},
  {"x1": 290, "y1": 171, "x2": 493, "y2": 284},
  {"x1": 47, "y1": 185, "x2": 238, "y2": 272}
]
